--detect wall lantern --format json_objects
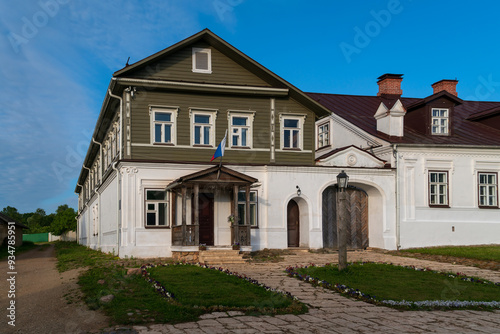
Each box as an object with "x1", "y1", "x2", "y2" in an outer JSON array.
[
  {"x1": 296, "y1": 185, "x2": 301, "y2": 196},
  {"x1": 336, "y1": 170, "x2": 349, "y2": 192}
]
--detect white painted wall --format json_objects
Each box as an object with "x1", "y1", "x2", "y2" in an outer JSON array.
[{"x1": 397, "y1": 146, "x2": 500, "y2": 248}]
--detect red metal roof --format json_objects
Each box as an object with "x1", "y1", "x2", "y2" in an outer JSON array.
[{"x1": 306, "y1": 92, "x2": 500, "y2": 146}]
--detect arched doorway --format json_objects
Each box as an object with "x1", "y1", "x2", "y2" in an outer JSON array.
[
  {"x1": 322, "y1": 186, "x2": 368, "y2": 249},
  {"x1": 287, "y1": 199, "x2": 300, "y2": 247}
]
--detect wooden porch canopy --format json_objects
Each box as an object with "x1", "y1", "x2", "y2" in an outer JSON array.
[{"x1": 165, "y1": 166, "x2": 258, "y2": 247}]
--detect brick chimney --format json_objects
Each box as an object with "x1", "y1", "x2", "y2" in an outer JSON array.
[
  {"x1": 377, "y1": 73, "x2": 403, "y2": 96},
  {"x1": 431, "y1": 79, "x2": 458, "y2": 96}
]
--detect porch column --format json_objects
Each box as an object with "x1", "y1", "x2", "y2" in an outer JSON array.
[
  {"x1": 194, "y1": 183, "x2": 199, "y2": 245},
  {"x1": 233, "y1": 184, "x2": 239, "y2": 245},
  {"x1": 181, "y1": 186, "x2": 186, "y2": 246},
  {"x1": 245, "y1": 185, "x2": 251, "y2": 247}
]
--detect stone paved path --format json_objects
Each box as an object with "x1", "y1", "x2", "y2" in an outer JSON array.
[{"x1": 105, "y1": 250, "x2": 500, "y2": 334}]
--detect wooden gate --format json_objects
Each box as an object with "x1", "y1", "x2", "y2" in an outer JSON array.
[{"x1": 322, "y1": 187, "x2": 368, "y2": 249}]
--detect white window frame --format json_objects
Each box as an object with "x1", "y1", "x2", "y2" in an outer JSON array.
[
  {"x1": 237, "y1": 190, "x2": 258, "y2": 227},
  {"x1": 192, "y1": 47, "x2": 212, "y2": 74},
  {"x1": 429, "y1": 171, "x2": 449, "y2": 206},
  {"x1": 190, "y1": 108, "x2": 217, "y2": 147},
  {"x1": 279, "y1": 114, "x2": 306, "y2": 150},
  {"x1": 145, "y1": 189, "x2": 169, "y2": 227},
  {"x1": 431, "y1": 108, "x2": 449, "y2": 135},
  {"x1": 227, "y1": 110, "x2": 255, "y2": 149},
  {"x1": 150, "y1": 106, "x2": 178, "y2": 145},
  {"x1": 317, "y1": 122, "x2": 330, "y2": 149},
  {"x1": 478, "y1": 172, "x2": 498, "y2": 208}
]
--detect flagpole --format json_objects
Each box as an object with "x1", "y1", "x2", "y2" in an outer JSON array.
[{"x1": 217, "y1": 129, "x2": 227, "y2": 180}]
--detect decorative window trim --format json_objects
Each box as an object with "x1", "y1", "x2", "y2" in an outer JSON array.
[
  {"x1": 144, "y1": 189, "x2": 170, "y2": 228},
  {"x1": 317, "y1": 121, "x2": 330, "y2": 149},
  {"x1": 428, "y1": 171, "x2": 449, "y2": 207},
  {"x1": 478, "y1": 172, "x2": 498, "y2": 208},
  {"x1": 431, "y1": 108, "x2": 449, "y2": 136},
  {"x1": 192, "y1": 47, "x2": 212, "y2": 74},
  {"x1": 279, "y1": 113, "x2": 306, "y2": 150},
  {"x1": 237, "y1": 190, "x2": 258, "y2": 227},
  {"x1": 150, "y1": 106, "x2": 179, "y2": 146},
  {"x1": 227, "y1": 110, "x2": 256, "y2": 149},
  {"x1": 189, "y1": 108, "x2": 218, "y2": 147}
]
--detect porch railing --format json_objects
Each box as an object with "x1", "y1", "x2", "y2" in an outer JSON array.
[
  {"x1": 172, "y1": 224, "x2": 199, "y2": 246},
  {"x1": 231, "y1": 224, "x2": 251, "y2": 246}
]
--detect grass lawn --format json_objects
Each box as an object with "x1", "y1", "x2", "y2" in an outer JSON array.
[
  {"x1": 291, "y1": 263, "x2": 500, "y2": 309},
  {"x1": 148, "y1": 265, "x2": 301, "y2": 312},
  {"x1": 55, "y1": 241, "x2": 305, "y2": 325},
  {"x1": 400, "y1": 245, "x2": 500, "y2": 262}
]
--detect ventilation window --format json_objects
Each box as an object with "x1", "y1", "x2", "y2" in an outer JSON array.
[{"x1": 192, "y1": 47, "x2": 212, "y2": 73}]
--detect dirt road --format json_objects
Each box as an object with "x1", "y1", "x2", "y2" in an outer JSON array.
[{"x1": 1, "y1": 244, "x2": 108, "y2": 333}]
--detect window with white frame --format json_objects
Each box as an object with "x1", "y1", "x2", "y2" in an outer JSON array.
[
  {"x1": 431, "y1": 108, "x2": 449, "y2": 135},
  {"x1": 145, "y1": 189, "x2": 169, "y2": 227},
  {"x1": 429, "y1": 171, "x2": 449, "y2": 206},
  {"x1": 192, "y1": 47, "x2": 212, "y2": 74},
  {"x1": 478, "y1": 172, "x2": 498, "y2": 207},
  {"x1": 237, "y1": 191, "x2": 258, "y2": 226},
  {"x1": 317, "y1": 122, "x2": 330, "y2": 148},
  {"x1": 191, "y1": 109, "x2": 216, "y2": 146},
  {"x1": 280, "y1": 114, "x2": 305, "y2": 150},
  {"x1": 151, "y1": 107, "x2": 177, "y2": 145},
  {"x1": 228, "y1": 111, "x2": 254, "y2": 148}
]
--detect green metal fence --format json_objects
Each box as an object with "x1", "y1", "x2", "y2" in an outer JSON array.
[{"x1": 22, "y1": 233, "x2": 49, "y2": 243}]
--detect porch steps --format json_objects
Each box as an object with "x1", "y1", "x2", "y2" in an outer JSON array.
[{"x1": 199, "y1": 249, "x2": 246, "y2": 265}]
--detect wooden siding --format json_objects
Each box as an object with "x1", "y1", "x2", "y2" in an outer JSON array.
[
  {"x1": 125, "y1": 42, "x2": 271, "y2": 87},
  {"x1": 129, "y1": 90, "x2": 316, "y2": 165}
]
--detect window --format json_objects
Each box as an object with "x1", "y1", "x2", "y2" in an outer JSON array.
[
  {"x1": 150, "y1": 107, "x2": 178, "y2": 145},
  {"x1": 228, "y1": 111, "x2": 255, "y2": 148},
  {"x1": 192, "y1": 47, "x2": 212, "y2": 74},
  {"x1": 280, "y1": 114, "x2": 306, "y2": 150},
  {"x1": 478, "y1": 173, "x2": 498, "y2": 207},
  {"x1": 145, "y1": 190, "x2": 169, "y2": 227},
  {"x1": 190, "y1": 109, "x2": 217, "y2": 146},
  {"x1": 317, "y1": 122, "x2": 330, "y2": 148},
  {"x1": 431, "y1": 108, "x2": 449, "y2": 135},
  {"x1": 237, "y1": 191, "x2": 258, "y2": 226},
  {"x1": 429, "y1": 171, "x2": 448, "y2": 206}
]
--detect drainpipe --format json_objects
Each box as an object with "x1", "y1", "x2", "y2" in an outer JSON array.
[
  {"x1": 82, "y1": 164, "x2": 92, "y2": 247},
  {"x1": 75, "y1": 183, "x2": 83, "y2": 243},
  {"x1": 393, "y1": 144, "x2": 401, "y2": 250},
  {"x1": 108, "y1": 86, "x2": 123, "y2": 160},
  {"x1": 92, "y1": 137, "x2": 102, "y2": 250},
  {"x1": 111, "y1": 161, "x2": 121, "y2": 256},
  {"x1": 108, "y1": 87, "x2": 123, "y2": 256}
]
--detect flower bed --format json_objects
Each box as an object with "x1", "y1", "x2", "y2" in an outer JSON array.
[
  {"x1": 141, "y1": 262, "x2": 303, "y2": 314},
  {"x1": 285, "y1": 262, "x2": 500, "y2": 310}
]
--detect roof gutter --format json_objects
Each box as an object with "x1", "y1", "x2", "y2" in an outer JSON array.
[
  {"x1": 114, "y1": 77, "x2": 289, "y2": 96},
  {"x1": 392, "y1": 143, "x2": 500, "y2": 149}
]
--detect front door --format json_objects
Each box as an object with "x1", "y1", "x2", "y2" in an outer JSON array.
[
  {"x1": 287, "y1": 200, "x2": 300, "y2": 247},
  {"x1": 198, "y1": 193, "x2": 214, "y2": 245}
]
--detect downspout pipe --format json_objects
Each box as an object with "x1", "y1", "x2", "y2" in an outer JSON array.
[
  {"x1": 92, "y1": 137, "x2": 102, "y2": 250},
  {"x1": 111, "y1": 161, "x2": 121, "y2": 256},
  {"x1": 393, "y1": 144, "x2": 401, "y2": 250},
  {"x1": 82, "y1": 164, "x2": 92, "y2": 247},
  {"x1": 108, "y1": 86, "x2": 123, "y2": 256},
  {"x1": 75, "y1": 182, "x2": 83, "y2": 243},
  {"x1": 108, "y1": 86, "x2": 123, "y2": 160}
]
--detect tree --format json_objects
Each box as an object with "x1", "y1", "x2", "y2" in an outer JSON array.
[
  {"x1": 50, "y1": 205, "x2": 77, "y2": 236},
  {"x1": 1, "y1": 206, "x2": 22, "y2": 223}
]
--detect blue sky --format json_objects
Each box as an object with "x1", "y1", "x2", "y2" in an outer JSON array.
[{"x1": 1, "y1": 0, "x2": 500, "y2": 214}]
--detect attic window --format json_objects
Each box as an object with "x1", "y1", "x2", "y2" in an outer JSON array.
[
  {"x1": 192, "y1": 47, "x2": 212, "y2": 74},
  {"x1": 431, "y1": 108, "x2": 449, "y2": 135}
]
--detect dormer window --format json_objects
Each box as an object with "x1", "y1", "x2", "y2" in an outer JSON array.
[
  {"x1": 317, "y1": 122, "x2": 330, "y2": 149},
  {"x1": 192, "y1": 47, "x2": 212, "y2": 74},
  {"x1": 431, "y1": 108, "x2": 449, "y2": 135}
]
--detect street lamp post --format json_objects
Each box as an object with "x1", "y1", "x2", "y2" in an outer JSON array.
[{"x1": 336, "y1": 170, "x2": 349, "y2": 271}]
